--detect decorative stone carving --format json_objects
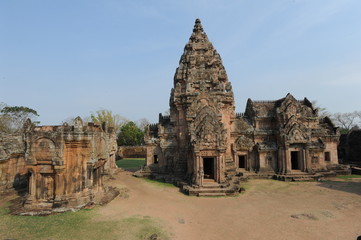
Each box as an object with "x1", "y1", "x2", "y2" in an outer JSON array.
[
  {"x1": 23, "y1": 119, "x2": 117, "y2": 212},
  {"x1": 143, "y1": 19, "x2": 345, "y2": 194},
  {"x1": 144, "y1": 19, "x2": 238, "y2": 195},
  {"x1": 235, "y1": 136, "x2": 254, "y2": 151}
]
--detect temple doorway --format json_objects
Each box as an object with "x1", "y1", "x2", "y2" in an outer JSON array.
[
  {"x1": 239, "y1": 155, "x2": 246, "y2": 169},
  {"x1": 203, "y1": 157, "x2": 215, "y2": 179},
  {"x1": 291, "y1": 151, "x2": 300, "y2": 170}
]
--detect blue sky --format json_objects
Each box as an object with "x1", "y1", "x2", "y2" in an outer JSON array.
[{"x1": 1, "y1": 0, "x2": 360, "y2": 125}]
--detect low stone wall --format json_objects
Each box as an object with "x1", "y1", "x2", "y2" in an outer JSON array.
[{"x1": 118, "y1": 146, "x2": 146, "y2": 158}]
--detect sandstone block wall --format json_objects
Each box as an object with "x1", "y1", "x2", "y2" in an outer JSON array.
[
  {"x1": 0, "y1": 133, "x2": 27, "y2": 192},
  {"x1": 23, "y1": 117, "x2": 118, "y2": 211},
  {"x1": 118, "y1": 146, "x2": 146, "y2": 159}
]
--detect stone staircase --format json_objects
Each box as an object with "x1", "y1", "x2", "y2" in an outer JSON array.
[
  {"x1": 225, "y1": 158, "x2": 237, "y2": 180},
  {"x1": 182, "y1": 158, "x2": 241, "y2": 196},
  {"x1": 183, "y1": 178, "x2": 241, "y2": 196}
]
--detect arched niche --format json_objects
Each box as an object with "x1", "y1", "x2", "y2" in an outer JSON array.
[{"x1": 32, "y1": 138, "x2": 56, "y2": 162}]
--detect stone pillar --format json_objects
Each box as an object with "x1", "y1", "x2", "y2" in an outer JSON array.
[
  {"x1": 87, "y1": 163, "x2": 93, "y2": 189},
  {"x1": 305, "y1": 147, "x2": 311, "y2": 172},
  {"x1": 302, "y1": 149, "x2": 306, "y2": 172},
  {"x1": 216, "y1": 155, "x2": 220, "y2": 183},
  {"x1": 196, "y1": 154, "x2": 203, "y2": 186},
  {"x1": 285, "y1": 147, "x2": 290, "y2": 174},
  {"x1": 27, "y1": 170, "x2": 36, "y2": 202},
  {"x1": 54, "y1": 168, "x2": 65, "y2": 206},
  {"x1": 36, "y1": 172, "x2": 41, "y2": 200},
  {"x1": 278, "y1": 148, "x2": 283, "y2": 174}
]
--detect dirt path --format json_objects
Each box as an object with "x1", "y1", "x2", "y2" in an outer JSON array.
[{"x1": 99, "y1": 170, "x2": 361, "y2": 240}]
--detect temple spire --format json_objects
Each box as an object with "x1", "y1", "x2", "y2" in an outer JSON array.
[
  {"x1": 193, "y1": 18, "x2": 204, "y2": 34},
  {"x1": 189, "y1": 18, "x2": 208, "y2": 43}
]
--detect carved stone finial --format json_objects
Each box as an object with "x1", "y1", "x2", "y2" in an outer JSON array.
[
  {"x1": 193, "y1": 18, "x2": 204, "y2": 34},
  {"x1": 74, "y1": 116, "x2": 83, "y2": 131}
]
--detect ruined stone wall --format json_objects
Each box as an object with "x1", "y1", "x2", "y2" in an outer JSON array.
[
  {"x1": 118, "y1": 146, "x2": 146, "y2": 159},
  {"x1": 23, "y1": 117, "x2": 117, "y2": 211},
  {"x1": 0, "y1": 133, "x2": 27, "y2": 192}
]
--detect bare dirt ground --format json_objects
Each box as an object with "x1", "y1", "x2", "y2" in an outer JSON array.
[{"x1": 100, "y1": 170, "x2": 361, "y2": 240}]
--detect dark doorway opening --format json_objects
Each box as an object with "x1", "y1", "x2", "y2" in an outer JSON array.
[
  {"x1": 154, "y1": 155, "x2": 158, "y2": 164},
  {"x1": 239, "y1": 155, "x2": 246, "y2": 169},
  {"x1": 324, "y1": 152, "x2": 331, "y2": 162},
  {"x1": 291, "y1": 151, "x2": 299, "y2": 170},
  {"x1": 203, "y1": 158, "x2": 214, "y2": 179}
]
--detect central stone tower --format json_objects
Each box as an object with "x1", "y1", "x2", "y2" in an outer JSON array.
[{"x1": 144, "y1": 19, "x2": 240, "y2": 195}]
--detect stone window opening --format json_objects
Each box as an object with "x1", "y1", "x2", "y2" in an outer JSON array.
[{"x1": 324, "y1": 152, "x2": 331, "y2": 162}]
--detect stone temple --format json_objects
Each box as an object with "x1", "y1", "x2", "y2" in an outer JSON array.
[
  {"x1": 0, "y1": 117, "x2": 118, "y2": 214},
  {"x1": 143, "y1": 19, "x2": 349, "y2": 196}
]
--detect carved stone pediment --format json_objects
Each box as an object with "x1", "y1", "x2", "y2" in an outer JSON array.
[
  {"x1": 190, "y1": 106, "x2": 226, "y2": 149},
  {"x1": 235, "y1": 135, "x2": 254, "y2": 151},
  {"x1": 286, "y1": 124, "x2": 309, "y2": 143}
]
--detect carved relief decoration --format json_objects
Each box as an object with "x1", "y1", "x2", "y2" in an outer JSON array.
[
  {"x1": 235, "y1": 135, "x2": 254, "y2": 151},
  {"x1": 190, "y1": 106, "x2": 226, "y2": 150},
  {"x1": 276, "y1": 95, "x2": 311, "y2": 143}
]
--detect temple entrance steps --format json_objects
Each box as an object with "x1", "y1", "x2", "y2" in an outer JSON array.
[
  {"x1": 225, "y1": 158, "x2": 237, "y2": 181},
  {"x1": 225, "y1": 167, "x2": 237, "y2": 181},
  {"x1": 182, "y1": 176, "x2": 241, "y2": 196}
]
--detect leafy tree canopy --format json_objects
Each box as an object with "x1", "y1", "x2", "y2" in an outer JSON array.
[
  {"x1": 90, "y1": 109, "x2": 127, "y2": 134},
  {"x1": 117, "y1": 121, "x2": 144, "y2": 146},
  {"x1": 0, "y1": 103, "x2": 39, "y2": 133}
]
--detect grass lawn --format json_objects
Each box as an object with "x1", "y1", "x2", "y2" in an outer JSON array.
[
  {"x1": 0, "y1": 204, "x2": 169, "y2": 240},
  {"x1": 337, "y1": 174, "x2": 361, "y2": 179},
  {"x1": 116, "y1": 158, "x2": 145, "y2": 170},
  {"x1": 143, "y1": 178, "x2": 176, "y2": 188}
]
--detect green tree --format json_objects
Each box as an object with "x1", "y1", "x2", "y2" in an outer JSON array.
[
  {"x1": 117, "y1": 121, "x2": 144, "y2": 146},
  {"x1": 0, "y1": 104, "x2": 39, "y2": 133},
  {"x1": 90, "y1": 109, "x2": 127, "y2": 134}
]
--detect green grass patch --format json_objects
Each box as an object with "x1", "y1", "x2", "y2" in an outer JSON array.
[
  {"x1": 240, "y1": 181, "x2": 251, "y2": 193},
  {"x1": 143, "y1": 178, "x2": 176, "y2": 188},
  {"x1": 0, "y1": 204, "x2": 169, "y2": 240},
  {"x1": 116, "y1": 158, "x2": 145, "y2": 170},
  {"x1": 337, "y1": 174, "x2": 361, "y2": 179}
]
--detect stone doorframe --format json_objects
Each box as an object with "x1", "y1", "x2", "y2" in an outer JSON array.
[
  {"x1": 234, "y1": 151, "x2": 249, "y2": 171},
  {"x1": 286, "y1": 145, "x2": 308, "y2": 173},
  {"x1": 194, "y1": 150, "x2": 225, "y2": 186}
]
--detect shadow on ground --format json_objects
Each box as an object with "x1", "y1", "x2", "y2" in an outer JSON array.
[{"x1": 317, "y1": 180, "x2": 361, "y2": 196}]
